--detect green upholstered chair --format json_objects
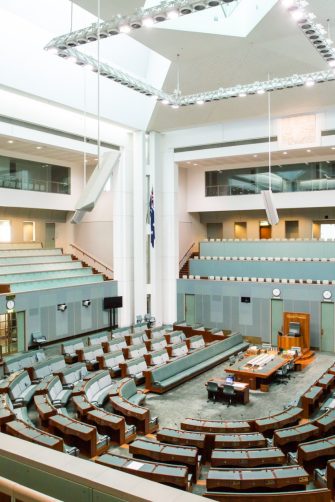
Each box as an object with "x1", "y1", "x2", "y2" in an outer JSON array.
[
  {"x1": 222, "y1": 384, "x2": 236, "y2": 407},
  {"x1": 207, "y1": 381, "x2": 219, "y2": 403}
]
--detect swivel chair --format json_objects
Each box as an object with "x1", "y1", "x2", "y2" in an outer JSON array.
[
  {"x1": 222, "y1": 384, "x2": 236, "y2": 407},
  {"x1": 207, "y1": 381, "x2": 219, "y2": 403}
]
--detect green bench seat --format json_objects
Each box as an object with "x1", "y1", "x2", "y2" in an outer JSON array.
[{"x1": 146, "y1": 333, "x2": 248, "y2": 393}]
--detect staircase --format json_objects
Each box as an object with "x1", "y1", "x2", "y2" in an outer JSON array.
[{"x1": 179, "y1": 252, "x2": 199, "y2": 278}]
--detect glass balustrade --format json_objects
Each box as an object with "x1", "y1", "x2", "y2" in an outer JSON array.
[
  {"x1": 0, "y1": 155, "x2": 71, "y2": 194},
  {"x1": 205, "y1": 160, "x2": 335, "y2": 197}
]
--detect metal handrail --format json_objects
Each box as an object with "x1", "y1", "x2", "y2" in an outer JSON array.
[
  {"x1": 0, "y1": 475, "x2": 62, "y2": 502},
  {"x1": 70, "y1": 244, "x2": 114, "y2": 278},
  {"x1": 179, "y1": 242, "x2": 196, "y2": 270}
]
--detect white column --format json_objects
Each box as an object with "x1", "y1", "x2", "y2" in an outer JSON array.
[
  {"x1": 113, "y1": 133, "x2": 134, "y2": 327},
  {"x1": 150, "y1": 132, "x2": 178, "y2": 325},
  {"x1": 132, "y1": 131, "x2": 147, "y2": 321}
]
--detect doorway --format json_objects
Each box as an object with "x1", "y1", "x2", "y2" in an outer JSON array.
[
  {"x1": 260, "y1": 221, "x2": 272, "y2": 239},
  {"x1": 45, "y1": 222, "x2": 55, "y2": 248},
  {"x1": 23, "y1": 221, "x2": 35, "y2": 242},
  {"x1": 271, "y1": 299, "x2": 283, "y2": 345},
  {"x1": 185, "y1": 294, "x2": 195, "y2": 324},
  {"x1": 0, "y1": 311, "x2": 25, "y2": 356},
  {"x1": 321, "y1": 302, "x2": 334, "y2": 352},
  {"x1": 207, "y1": 223, "x2": 223, "y2": 240},
  {"x1": 234, "y1": 222, "x2": 247, "y2": 239}
]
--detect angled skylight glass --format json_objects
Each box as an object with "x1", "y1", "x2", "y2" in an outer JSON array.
[{"x1": 144, "y1": 0, "x2": 279, "y2": 37}]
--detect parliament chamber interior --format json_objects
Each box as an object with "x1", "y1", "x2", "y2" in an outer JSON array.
[{"x1": 1, "y1": 0, "x2": 335, "y2": 501}]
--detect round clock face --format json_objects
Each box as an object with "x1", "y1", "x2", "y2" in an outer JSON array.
[
  {"x1": 6, "y1": 299, "x2": 15, "y2": 310},
  {"x1": 323, "y1": 290, "x2": 332, "y2": 300},
  {"x1": 272, "y1": 288, "x2": 281, "y2": 297}
]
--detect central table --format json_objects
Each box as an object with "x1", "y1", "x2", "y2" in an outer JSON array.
[
  {"x1": 206, "y1": 378, "x2": 249, "y2": 404},
  {"x1": 225, "y1": 353, "x2": 293, "y2": 391}
]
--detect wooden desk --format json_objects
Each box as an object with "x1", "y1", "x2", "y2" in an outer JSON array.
[
  {"x1": 6, "y1": 419, "x2": 63, "y2": 452},
  {"x1": 34, "y1": 394, "x2": 57, "y2": 425},
  {"x1": 313, "y1": 410, "x2": 335, "y2": 435},
  {"x1": 214, "y1": 433, "x2": 267, "y2": 450},
  {"x1": 96, "y1": 452, "x2": 191, "y2": 491},
  {"x1": 157, "y1": 428, "x2": 206, "y2": 449},
  {"x1": 326, "y1": 460, "x2": 335, "y2": 500},
  {"x1": 34, "y1": 375, "x2": 54, "y2": 395},
  {"x1": 0, "y1": 394, "x2": 15, "y2": 431},
  {"x1": 72, "y1": 394, "x2": 94, "y2": 417},
  {"x1": 206, "y1": 378, "x2": 249, "y2": 404},
  {"x1": 206, "y1": 465, "x2": 309, "y2": 492},
  {"x1": 300, "y1": 385, "x2": 323, "y2": 418},
  {"x1": 129, "y1": 438, "x2": 201, "y2": 481},
  {"x1": 48, "y1": 413, "x2": 107, "y2": 457},
  {"x1": 298, "y1": 436, "x2": 335, "y2": 473},
  {"x1": 202, "y1": 488, "x2": 331, "y2": 501},
  {"x1": 315, "y1": 373, "x2": 335, "y2": 394},
  {"x1": 181, "y1": 418, "x2": 251, "y2": 434},
  {"x1": 226, "y1": 353, "x2": 293, "y2": 391},
  {"x1": 253, "y1": 407, "x2": 303, "y2": 437},
  {"x1": 211, "y1": 448, "x2": 286, "y2": 468},
  {"x1": 0, "y1": 371, "x2": 21, "y2": 393},
  {"x1": 110, "y1": 395, "x2": 158, "y2": 434},
  {"x1": 273, "y1": 422, "x2": 319, "y2": 453},
  {"x1": 86, "y1": 408, "x2": 134, "y2": 445}
]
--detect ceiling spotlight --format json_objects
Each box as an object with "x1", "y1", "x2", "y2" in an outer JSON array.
[
  {"x1": 154, "y1": 13, "x2": 166, "y2": 22},
  {"x1": 306, "y1": 149, "x2": 311, "y2": 152},
  {"x1": 305, "y1": 78, "x2": 315, "y2": 86},
  {"x1": 57, "y1": 303, "x2": 67, "y2": 312},
  {"x1": 7, "y1": 140, "x2": 13, "y2": 144},
  {"x1": 196, "y1": 99, "x2": 205, "y2": 105},
  {"x1": 46, "y1": 46, "x2": 58, "y2": 55},
  {"x1": 76, "y1": 31, "x2": 88, "y2": 45},
  {"x1": 86, "y1": 29, "x2": 98, "y2": 42},
  {"x1": 239, "y1": 92, "x2": 247, "y2": 97},
  {"x1": 82, "y1": 299, "x2": 91, "y2": 307},
  {"x1": 208, "y1": 1, "x2": 221, "y2": 6},
  {"x1": 291, "y1": 9, "x2": 305, "y2": 21},
  {"x1": 171, "y1": 104, "x2": 179, "y2": 109},
  {"x1": 36, "y1": 146, "x2": 42, "y2": 150},
  {"x1": 257, "y1": 88, "x2": 265, "y2": 94},
  {"x1": 85, "y1": 63, "x2": 95, "y2": 71},
  {"x1": 180, "y1": 6, "x2": 193, "y2": 15},
  {"x1": 167, "y1": 9, "x2": 179, "y2": 20},
  {"x1": 283, "y1": 151, "x2": 288, "y2": 155},
  {"x1": 106, "y1": 24, "x2": 119, "y2": 35},
  {"x1": 143, "y1": 17, "x2": 154, "y2": 27},
  {"x1": 194, "y1": 2, "x2": 207, "y2": 10},
  {"x1": 119, "y1": 24, "x2": 131, "y2": 34},
  {"x1": 282, "y1": 0, "x2": 295, "y2": 7}
]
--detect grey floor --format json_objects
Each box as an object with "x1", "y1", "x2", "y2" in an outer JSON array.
[
  {"x1": 108, "y1": 351, "x2": 335, "y2": 496},
  {"x1": 143, "y1": 351, "x2": 335, "y2": 427}
]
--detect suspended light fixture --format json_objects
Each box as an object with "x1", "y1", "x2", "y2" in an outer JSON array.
[
  {"x1": 44, "y1": 0, "x2": 335, "y2": 108},
  {"x1": 261, "y1": 79, "x2": 279, "y2": 226}
]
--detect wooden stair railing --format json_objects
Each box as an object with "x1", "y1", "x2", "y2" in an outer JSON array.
[{"x1": 70, "y1": 244, "x2": 114, "y2": 280}]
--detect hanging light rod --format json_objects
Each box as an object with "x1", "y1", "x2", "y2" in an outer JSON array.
[
  {"x1": 45, "y1": 0, "x2": 238, "y2": 51},
  {"x1": 45, "y1": 0, "x2": 335, "y2": 107}
]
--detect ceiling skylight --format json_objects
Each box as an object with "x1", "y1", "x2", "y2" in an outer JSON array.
[{"x1": 144, "y1": 0, "x2": 279, "y2": 37}]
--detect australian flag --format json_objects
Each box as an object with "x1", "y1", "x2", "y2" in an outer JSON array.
[{"x1": 150, "y1": 188, "x2": 155, "y2": 248}]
